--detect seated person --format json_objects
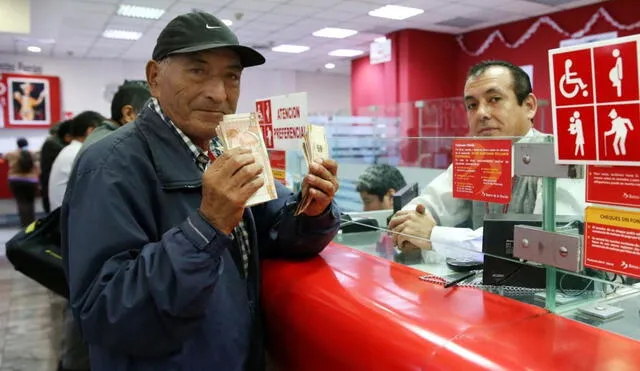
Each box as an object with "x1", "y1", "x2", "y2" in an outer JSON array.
[
  {"x1": 389, "y1": 60, "x2": 586, "y2": 260},
  {"x1": 356, "y1": 164, "x2": 407, "y2": 211}
]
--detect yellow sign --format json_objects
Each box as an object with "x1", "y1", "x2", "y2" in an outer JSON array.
[
  {"x1": 585, "y1": 206, "x2": 640, "y2": 230},
  {"x1": 272, "y1": 169, "x2": 286, "y2": 185}
]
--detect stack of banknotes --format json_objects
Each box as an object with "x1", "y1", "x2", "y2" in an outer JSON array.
[
  {"x1": 294, "y1": 124, "x2": 330, "y2": 216},
  {"x1": 216, "y1": 113, "x2": 278, "y2": 207}
]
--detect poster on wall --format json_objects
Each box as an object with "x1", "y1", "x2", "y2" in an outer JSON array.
[{"x1": 0, "y1": 73, "x2": 61, "y2": 128}]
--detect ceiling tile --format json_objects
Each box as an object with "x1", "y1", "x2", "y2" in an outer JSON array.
[
  {"x1": 392, "y1": 0, "x2": 453, "y2": 10},
  {"x1": 269, "y1": 4, "x2": 322, "y2": 17},
  {"x1": 331, "y1": 1, "x2": 379, "y2": 14},
  {"x1": 123, "y1": 0, "x2": 176, "y2": 8},
  {"x1": 497, "y1": 0, "x2": 555, "y2": 14},
  {"x1": 67, "y1": 0, "x2": 118, "y2": 14},
  {"x1": 225, "y1": 0, "x2": 280, "y2": 12},
  {"x1": 107, "y1": 16, "x2": 156, "y2": 30}
]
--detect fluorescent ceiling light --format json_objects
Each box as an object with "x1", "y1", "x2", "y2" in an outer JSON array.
[
  {"x1": 312, "y1": 27, "x2": 358, "y2": 39},
  {"x1": 27, "y1": 46, "x2": 41, "y2": 53},
  {"x1": 328, "y1": 49, "x2": 363, "y2": 57},
  {"x1": 222, "y1": 19, "x2": 233, "y2": 26},
  {"x1": 103, "y1": 29, "x2": 142, "y2": 40},
  {"x1": 374, "y1": 37, "x2": 387, "y2": 43},
  {"x1": 117, "y1": 4, "x2": 165, "y2": 19},
  {"x1": 324, "y1": 63, "x2": 335, "y2": 69},
  {"x1": 369, "y1": 5, "x2": 424, "y2": 20},
  {"x1": 272, "y1": 44, "x2": 310, "y2": 53}
]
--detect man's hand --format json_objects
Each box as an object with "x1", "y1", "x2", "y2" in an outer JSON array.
[
  {"x1": 301, "y1": 159, "x2": 339, "y2": 216},
  {"x1": 199, "y1": 147, "x2": 264, "y2": 235},
  {"x1": 388, "y1": 204, "x2": 436, "y2": 250}
]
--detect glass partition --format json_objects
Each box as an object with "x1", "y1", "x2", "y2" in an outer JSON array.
[{"x1": 280, "y1": 119, "x2": 640, "y2": 341}]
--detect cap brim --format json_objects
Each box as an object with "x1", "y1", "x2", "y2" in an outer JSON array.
[{"x1": 168, "y1": 43, "x2": 266, "y2": 67}]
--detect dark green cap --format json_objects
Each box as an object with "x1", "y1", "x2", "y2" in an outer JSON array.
[{"x1": 152, "y1": 11, "x2": 265, "y2": 67}]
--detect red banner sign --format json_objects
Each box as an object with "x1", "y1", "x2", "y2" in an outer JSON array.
[
  {"x1": 269, "y1": 150, "x2": 286, "y2": 186},
  {"x1": 586, "y1": 165, "x2": 640, "y2": 208}
]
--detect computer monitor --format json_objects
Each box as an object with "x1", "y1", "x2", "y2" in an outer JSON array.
[{"x1": 392, "y1": 183, "x2": 420, "y2": 214}]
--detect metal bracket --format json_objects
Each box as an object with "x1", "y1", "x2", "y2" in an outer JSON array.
[
  {"x1": 513, "y1": 225, "x2": 583, "y2": 272},
  {"x1": 514, "y1": 142, "x2": 584, "y2": 179}
]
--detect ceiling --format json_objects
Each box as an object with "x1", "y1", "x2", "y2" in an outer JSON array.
[{"x1": 0, "y1": 0, "x2": 606, "y2": 74}]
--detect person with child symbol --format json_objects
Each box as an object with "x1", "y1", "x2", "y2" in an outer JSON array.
[{"x1": 569, "y1": 111, "x2": 584, "y2": 156}]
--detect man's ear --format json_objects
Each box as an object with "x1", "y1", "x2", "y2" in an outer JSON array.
[
  {"x1": 145, "y1": 60, "x2": 160, "y2": 97},
  {"x1": 120, "y1": 105, "x2": 136, "y2": 124},
  {"x1": 386, "y1": 188, "x2": 397, "y2": 197},
  {"x1": 524, "y1": 93, "x2": 538, "y2": 122}
]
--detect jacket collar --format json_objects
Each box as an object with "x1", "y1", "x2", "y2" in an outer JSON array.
[{"x1": 134, "y1": 104, "x2": 203, "y2": 189}]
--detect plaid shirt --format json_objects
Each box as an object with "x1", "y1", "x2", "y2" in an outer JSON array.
[{"x1": 150, "y1": 98, "x2": 251, "y2": 277}]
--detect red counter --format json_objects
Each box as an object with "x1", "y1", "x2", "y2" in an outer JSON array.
[{"x1": 262, "y1": 243, "x2": 640, "y2": 371}]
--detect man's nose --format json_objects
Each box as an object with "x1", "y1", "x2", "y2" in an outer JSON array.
[
  {"x1": 203, "y1": 78, "x2": 227, "y2": 103},
  {"x1": 476, "y1": 102, "x2": 491, "y2": 120}
]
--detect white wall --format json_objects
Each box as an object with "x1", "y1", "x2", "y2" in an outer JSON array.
[{"x1": 0, "y1": 53, "x2": 351, "y2": 152}]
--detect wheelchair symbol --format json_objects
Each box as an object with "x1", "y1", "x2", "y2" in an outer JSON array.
[{"x1": 559, "y1": 59, "x2": 589, "y2": 98}]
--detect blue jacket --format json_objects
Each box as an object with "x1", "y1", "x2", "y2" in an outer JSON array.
[{"x1": 61, "y1": 105, "x2": 340, "y2": 371}]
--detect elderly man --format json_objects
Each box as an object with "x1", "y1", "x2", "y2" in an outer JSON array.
[
  {"x1": 62, "y1": 11, "x2": 340, "y2": 371},
  {"x1": 389, "y1": 60, "x2": 585, "y2": 259}
]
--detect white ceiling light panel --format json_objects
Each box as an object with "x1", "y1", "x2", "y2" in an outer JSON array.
[
  {"x1": 117, "y1": 5, "x2": 165, "y2": 20},
  {"x1": 329, "y1": 49, "x2": 364, "y2": 57},
  {"x1": 368, "y1": 5, "x2": 424, "y2": 20},
  {"x1": 312, "y1": 27, "x2": 358, "y2": 39},
  {"x1": 103, "y1": 30, "x2": 143, "y2": 40},
  {"x1": 272, "y1": 44, "x2": 310, "y2": 53}
]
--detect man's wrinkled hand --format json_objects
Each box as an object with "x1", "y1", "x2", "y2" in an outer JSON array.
[
  {"x1": 388, "y1": 204, "x2": 436, "y2": 250},
  {"x1": 301, "y1": 159, "x2": 339, "y2": 216}
]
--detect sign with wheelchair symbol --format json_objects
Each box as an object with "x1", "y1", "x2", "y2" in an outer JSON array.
[
  {"x1": 550, "y1": 34, "x2": 640, "y2": 166},
  {"x1": 551, "y1": 48, "x2": 593, "y2": 106}
]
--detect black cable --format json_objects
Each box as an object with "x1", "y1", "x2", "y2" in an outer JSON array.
[
  {"x1": 558, "y1": 273, "x2": 594, "y2": 297},
  {"x1": 493, "y1": 264, "x2": 525, "y2": 286}
]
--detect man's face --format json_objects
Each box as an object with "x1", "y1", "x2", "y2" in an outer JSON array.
[
  {"x1": 146, "y1": 49, "x2": 242, "y2": 148},
  {"x1": 463, "y1": 66, "x2": 536, "y2": 137},
  {"x1": 360, "y1": 191, "x2": 394, "y2": 211}
]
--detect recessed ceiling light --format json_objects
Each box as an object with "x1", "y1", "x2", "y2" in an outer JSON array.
[
  {"x1": 324, "y1": 63, "x2": 335, "y2": 69},
  {"x1": 369, "y1": 5, "x2": 424, "y2": 20},
  {"x1": 222, "y1": 19, "x2": 233, "y2": 26},
  {"x1": 374, "y1": 37, "x2": 387, "y2": 43},
  {"x1": 27, "y1": 46, "x2": 41, "y2": 53},
  {"x1": 328, "y1": 49, "x2": 363, "y2": 57},
  {"x1": 103, "y1": 30, "x2": 142, "y2": 40},
  {"x1": 312, "y1": 27, "x2": 358, "y2": 39},
  {"x1": 272, "y1": 44, "x2": 310, "y2": 53},
  {"x1": 117, "y1": 4, "x2": 165, "y2": 19}
]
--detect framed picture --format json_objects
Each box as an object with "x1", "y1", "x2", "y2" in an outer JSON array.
[{"x1": 1, "y1": 73, "x2": 61, "y2": 128}]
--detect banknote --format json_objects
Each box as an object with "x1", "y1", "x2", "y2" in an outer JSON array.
[
  {"x1": 295, "y1": 124, "x2": 330, "y2": 216},
  {"x1": 218, "y1": 113, "x2": 277, "y2": 207}
]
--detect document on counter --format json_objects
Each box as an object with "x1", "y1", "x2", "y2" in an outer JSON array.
[{"x1": 217, "y1": 112, "x2": 278, "y2": 207}]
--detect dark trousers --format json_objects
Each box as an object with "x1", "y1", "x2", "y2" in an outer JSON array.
[
  {"x1": 8, "y1": 180, "x2": 38, "y2": 227},
  {"x1": 42, "y1": 185, "x2": 51, "y2": 214}
]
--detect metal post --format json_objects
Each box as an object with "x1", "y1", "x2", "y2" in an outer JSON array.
[{"x1": 542, "y1": 136, "x2": 557, "y2": 311}]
